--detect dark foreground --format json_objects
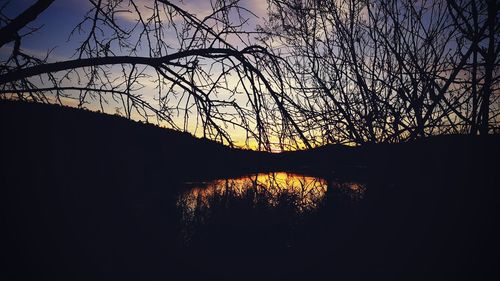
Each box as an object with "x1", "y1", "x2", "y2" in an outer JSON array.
[{"x1": 1, "y1": 101, "x2": 499, "y2": 280}]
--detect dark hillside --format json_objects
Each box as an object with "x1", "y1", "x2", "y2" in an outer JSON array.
[
  {"x1": 2, "y1": 100, "x2": 498, "y2": 185},
  {"x1": 1, "y1": 100, "x2": 499, "y2": 281},
  {"x1": 0, "y1": 100, "x2": 274, "y2": 185},
  {"x1": 279, "y1": 134, "x2": 500, "y2": 182}
]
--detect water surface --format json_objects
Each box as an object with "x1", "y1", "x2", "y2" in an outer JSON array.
[
  {"x1": 176, "y1": 172, "x2": 366, "y2": 243},
  {"x1": 3, "y1": 168, "x2": 497, "y2": 281},
  {"x1": 178, "y1": 172, "x2": 329, "y2": 213}
]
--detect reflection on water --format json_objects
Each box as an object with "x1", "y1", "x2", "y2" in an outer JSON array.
[
  {"x1": 178, "y1": 172, "x2": 328, "y2": 215},
  {"x1": 177, "y1": 172, "x2": 365, "y2": 223},
  {"x1": 177, "y1": 172, "x2": 332, "y2": 243},
  {"x1": 176, "y1": 172, "x2": 366, "y2": 244}
]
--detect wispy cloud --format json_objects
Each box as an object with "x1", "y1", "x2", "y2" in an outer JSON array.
[
  {"x1": 115, "y1": 0, "x2": 267, "y2": 26},
  {"x1": 115, "y1": 0, "x2": 215, "y2": 23}
]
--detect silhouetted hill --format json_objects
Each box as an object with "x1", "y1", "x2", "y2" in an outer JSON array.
[
  {"x1": 278, "y1": 132, "x2": 500, "y2": 182},
  {"x1": 2, "y1": 100, "x2": 498, "y2": 186},
  {"x1": 0, "y1": 100, "x2": 274, "y2": 185}
]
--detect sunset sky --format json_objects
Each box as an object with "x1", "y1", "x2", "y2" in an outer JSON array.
[
  {"x1": 2, "y1": 0, "x2": 275, "y2": 149},
  {"x1": 4, "y1": 0, "x2": 496, "y2": 150}
]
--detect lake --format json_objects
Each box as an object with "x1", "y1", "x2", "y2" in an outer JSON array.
[
  {"x1": 2, "y1": 101, "x2": 499, "y2": 280},
  {"x1": 3, "y1": 167, "x2": 498, "y2": 281},
  {"x1": 177, "y1": 172, "x2": 364, "y2": 244}
]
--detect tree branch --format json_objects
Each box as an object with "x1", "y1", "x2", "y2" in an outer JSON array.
[
  {"x1": 0, "y1": 48, "x2": 246, "y2": 85},
  {"x1": 0, "y1": 0, "x2": 54, "y2": 48}
]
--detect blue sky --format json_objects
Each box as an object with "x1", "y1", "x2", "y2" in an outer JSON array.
[
  {"x1": 2, "y1": 0, "x2": 268, "y2": 61},
  {"x1": 2, "y1": 0, "x2": 91, "y2": 59},
  {"x1": 1, "y1": 0, "x2": 275, "y2": 149}
]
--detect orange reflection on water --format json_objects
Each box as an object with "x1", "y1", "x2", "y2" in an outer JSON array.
[{"x1": 178, "y1": 172, "x2": 328, "y2": 214}]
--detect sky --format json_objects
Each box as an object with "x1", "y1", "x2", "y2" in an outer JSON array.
[
  {"x1": 2, "y1": 0, "x2": 275, "y2": 150},
  {"x1": 3, "y1": 0, "x2": 269, "y2": 60}
]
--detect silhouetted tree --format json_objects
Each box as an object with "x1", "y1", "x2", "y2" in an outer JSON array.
[
  {"x1": 260, "y1": 0, "x2": 499, "y2": 145},
  {"x1": 1, "y1": 0, "x2": 498, "y2": 149},
  {"x1": 0, "y1": 0, "x2": 312, "y2": 150}
]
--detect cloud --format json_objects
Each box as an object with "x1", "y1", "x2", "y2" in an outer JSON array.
[
  {"x1": 242, "y1": 0, "x2": 268, "y2": 19},
  {"x1": 115, "y1": 0, "x2": 268, "y2": 27},
  {"x1": 115, "y1": 0, "x2": 216, "y2": 23}
]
